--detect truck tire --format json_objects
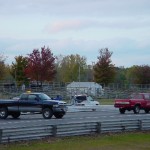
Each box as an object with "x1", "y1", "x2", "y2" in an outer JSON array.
[
  {"x1": 42, "y1": 108, "x2": 53, "y2": 119},
  {"x1": 11, "y1": 112, "x2": 21, "y2": 119},
  {"x1": 0, "y1": 107, "x2": 8, "y2": 119},
  {"x1": 133, "y1": 105, "x2": 140, "y2": 114},
  {"x1": 92, "y1": 108, "x2": 96, "y2": 111},
  {"x1": 54, "y1": 113, "x2": 64, "y2": 119},
  {"x1": 145, "y1": 109, "x2": 149, "y2": 113},
  {"x1": 119, "y1": 108, "x2": 125, "y2": 114}
]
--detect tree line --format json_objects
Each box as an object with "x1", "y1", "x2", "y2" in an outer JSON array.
[{"x1": 0, "y1": 46, "x2": 150, "y2": 86}]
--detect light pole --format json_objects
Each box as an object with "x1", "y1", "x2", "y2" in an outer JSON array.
[{"x1": 78, "y1": 63, "x2": 80, "y2": 82}]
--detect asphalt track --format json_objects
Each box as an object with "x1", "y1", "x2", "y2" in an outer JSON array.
[{"x1": 0, "y1": 105, "x2": 150, "y2": 129}]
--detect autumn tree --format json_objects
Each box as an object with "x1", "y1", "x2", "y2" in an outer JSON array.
[
  {"x1": 10, "y1": 55, "x2": 28, "y2": 85},
  {"x1": 3, "y1": 65, "x2": 13, "y2": 81},
  {"x1": 126, "y1": 65, "x2": 150, "y2": 84},
  {"x1": 55, "y1": 54, "x2": 64, "y2": 82},
  {"x1": 114, "y1": 67, "x2": 128, "y2": 84},
  {"x1": 93, "y1": 48, "x2": 116, "y2": 86},
  {"x1": 25, "y1": 46, "x2": 56, "y2": 85},
  {"x1": 0, "y1": 54, "x2": 7, "y2": 80},
  {"x1": 56, "y1": 54, "x2": 87, "y2": 82},
  {"x1": 85, "y1": 65, "x2": 94, "y2": 82}
]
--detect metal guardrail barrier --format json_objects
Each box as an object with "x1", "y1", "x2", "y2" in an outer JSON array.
[{"x1": 0, "y1": 119, "x2": 150, "y2": 143}]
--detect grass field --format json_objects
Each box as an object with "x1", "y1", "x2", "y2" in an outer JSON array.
[
  {"x1": 99, "y1": 98, "x2": 115, "y2": 105},
  {"x1": 0, "y1": 132, "x2": 150, "y2": 150}
]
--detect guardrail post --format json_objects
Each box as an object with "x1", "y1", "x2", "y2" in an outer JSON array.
[
  {"x1": 121, "y1": 125, "x2": 126, "y2": 131},
  {"x1": 96, "y1": 122, "x2": 101, "y2": 134},
  {"x1": 52, "y1": 125, "x2": 57, "y2": 137},
  {"x1": 138, "y1": 120, "x2": 142, "y2": 130},
  {"x1": 0, "y1": 129, "x2": 2, "y2": 143}
]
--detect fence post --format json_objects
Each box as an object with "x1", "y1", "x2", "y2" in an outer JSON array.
[
  {"x1": 0, "y1": 129, "x2": 2, "y2": 143},
  {"x1": 138, "y1": 120, "x2": 142, "y2": 130},
  {"x1": 96, "y1": 122, "x2": 101, "y2": 134},
  {"x1": 52, "y1": 125, "x2": 57, "y2": 137}
]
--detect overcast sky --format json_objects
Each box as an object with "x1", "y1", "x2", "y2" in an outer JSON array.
[{"x1": 0, "y1": 0, "x2": 150, "y2": 67}]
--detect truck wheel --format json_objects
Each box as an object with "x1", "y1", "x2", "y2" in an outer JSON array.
[
  {"x1": 0, "y1": 107, "x2": 8, "y2": 119},
  {"x1": 133, "y1": 105, "x2": 140, "y2": 114},
  {"x1": 54, "y1": 113, "x2": 64, "y2": 119},
  {"x1": 119, "y1": 108, "x2": 125, "y2": 114},
  {"x1": 92, "y1": 108, "x2": 96, "y2": 111},
  {"x1": 42, "y1": 108, "x2": 53, "y2": 119},
  {"x1": 145, "y1": 109, "x2": 149, "y2": 113},
  {"x1": 11, "y1": 112, "x2": 21, "y2": 119}
]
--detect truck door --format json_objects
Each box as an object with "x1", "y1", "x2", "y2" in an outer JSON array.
[
  {"x1": 144, "y1": 94, "x2": 150, "y2": 108},
  {"x1": 19, "y1": 94, "x2": 42, "y2": 112}
]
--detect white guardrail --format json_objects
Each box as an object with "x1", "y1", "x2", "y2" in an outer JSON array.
[{"x1": 0, "y1": 119, "x2": 150, "y2": 143}]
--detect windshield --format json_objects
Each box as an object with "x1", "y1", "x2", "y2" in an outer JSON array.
[
  {"x1": 39, "y1": 93, "x2": 51, "y2": 100},
  {"x1": 75, "y1": 96, "x2": 86, "y2": 103},
  {"x1": 88, "y1": 96, "x2": 94, "y2": 101}
]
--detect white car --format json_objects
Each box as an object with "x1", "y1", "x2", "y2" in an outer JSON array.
[
  {"x1": 73, "y1": 95, "x2": 99, "y2": 106},
  {"x1": 68, "y1": 95, "x2": 100, "y2": 112}
]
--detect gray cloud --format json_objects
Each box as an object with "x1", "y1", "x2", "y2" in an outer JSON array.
[
  {"x1": 44, "y1": 17, "x2": 150, "y2": 34},
  {"x1": 0, "y1": 0, "x2": 150, "y2": 67},
  {"x1": 0, "y1": 0, "x2": 150, "y2": 18},
  {"x1": 1, "y1": 37, "x2": 150, "y2": 67}
]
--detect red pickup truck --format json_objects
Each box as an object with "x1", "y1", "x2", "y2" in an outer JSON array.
[{"x1": 114, "y1": 93, "x2": 150, "y2": 114}]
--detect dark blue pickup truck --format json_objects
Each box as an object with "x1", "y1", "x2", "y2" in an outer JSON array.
[{"x1": 0, "y1": 92, "x2": 67, "y2": 119}]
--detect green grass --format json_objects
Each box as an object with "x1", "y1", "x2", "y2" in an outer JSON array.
[
  {"x1": 1, "y1": 132, "x2": 150, "y2": 150},
  {"x1": 99, "y1": 98, "x2": 115, "y2": 105}
]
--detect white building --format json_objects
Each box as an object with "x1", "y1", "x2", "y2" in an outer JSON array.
[{"x1": 66, "y1": 82, "x2": 103, "y2": 97}]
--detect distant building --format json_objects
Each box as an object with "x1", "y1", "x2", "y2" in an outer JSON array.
[{"x1": 66, "y1": 82, "x2": 104, "y2": 97}]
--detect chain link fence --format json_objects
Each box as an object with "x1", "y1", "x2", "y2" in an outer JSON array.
[{"x1": 0, "y1": 81, "x2": 150, "y2": 99}]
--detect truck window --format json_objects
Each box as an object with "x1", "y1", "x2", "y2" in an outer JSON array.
[
  {"x1": 20, "y1": 94, "x2": 28, "y2": 100},
  {"x1": 28, "y1": 95, "x2": 37, "y2": 100},
  {"x1": 130, "y1": 94, "x2": 143, "y2": 99},
  {"x1": 144, "y1": 94, "x2": 150, "y2": 100},
  {"x1": 38, "y1": 93, "x2": 51, "y2": 100}
]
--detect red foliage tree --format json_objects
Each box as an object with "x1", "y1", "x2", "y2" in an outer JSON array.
[{"x1": 25, "y1": 46, "x2": 56, "y2": 85}]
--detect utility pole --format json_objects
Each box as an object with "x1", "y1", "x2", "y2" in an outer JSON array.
[{"x1": 79, "y1": 63, "x2": 80, "y2": 82}]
